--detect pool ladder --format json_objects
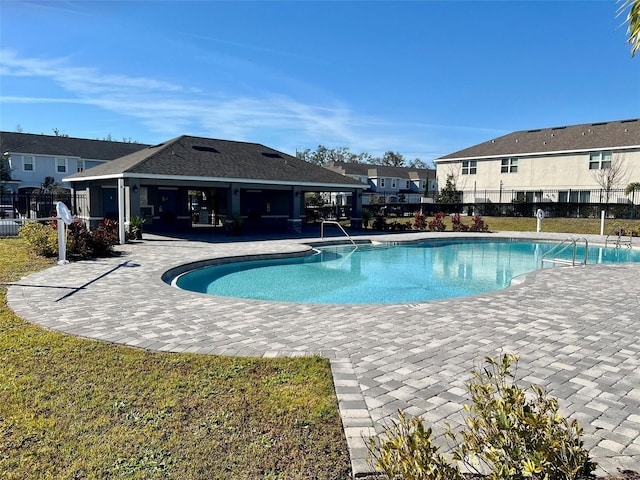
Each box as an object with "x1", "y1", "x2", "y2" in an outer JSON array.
[
  {"x1": 605, "y1": 223, "x2": 633, "y2": 249},
  {"x1": 320, "y1": 221, "x2": 358, "y2": 248},
  {"x1": 540, "y1": 237, "x2": 589, "y2": 268}
]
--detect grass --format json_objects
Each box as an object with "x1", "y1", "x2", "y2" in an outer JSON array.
[
  {"x1": 0, "y1": 238, "x2": 350, "y2": 479},
  {"x1": 376, "y1": 214, "x2": 640, "y2": 236}
]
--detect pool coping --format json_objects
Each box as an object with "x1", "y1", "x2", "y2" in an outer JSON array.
[{"x1": 7, "y1": 230, "x2": 640, "y2": 477}]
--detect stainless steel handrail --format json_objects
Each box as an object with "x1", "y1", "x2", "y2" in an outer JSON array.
[{"x1": 320, "y1": 221, "x2": 358, "y2": 248}]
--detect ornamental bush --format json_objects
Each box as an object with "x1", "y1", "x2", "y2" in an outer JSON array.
[
  {"x1": 18, "y1": 221, "x2": 58, "y2": 257},
  {"x1": 427, "y1": 212, "x2": 446, "y2": 232},
  {"x1": 413, "y1": 211, "x2": 426, "y2": 230},
  {"x1": 368, "y1": 354, "x2": 596, "y2": 480},
  {"x1": 469, "y1": 215, "x2": 489, "y2": 232},
  {"x1": 368, "y1": 410, "x2": 462, "y2": 480},
  {"x1": 451, "y1": 213, "x2": 469, "y2": 232},
  {"x1": 19, "y1": 218, "x2": 119, "y2": 259}
]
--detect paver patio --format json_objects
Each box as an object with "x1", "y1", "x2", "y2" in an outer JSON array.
[{"x1": 7, "y1": 231, "x2": 640, "y2": 477}]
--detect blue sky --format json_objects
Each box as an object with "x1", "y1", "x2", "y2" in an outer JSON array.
[{"x1": 1, "y1": 1, "x2": 638, "y2": 162}]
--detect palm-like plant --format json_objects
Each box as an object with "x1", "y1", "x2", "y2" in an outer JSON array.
[
  {"x1": 618, "y1": 0, "x2": 640, "y2": 56},
  {"x1": 625, "y1": 182, "x2": 640, "y2": 195}
]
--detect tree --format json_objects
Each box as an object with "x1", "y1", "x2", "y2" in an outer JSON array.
[
  {"x1": 407, "y1": 158, "x2": 430, "y2": 169},
  {"x1": 625, "y1": 181, "x2": 640, "y2": 195},
  {"x1": 305, "y1": 192, "x2": 326, "y2": 207},
  {"x1": 33, "y1": 176, "x2": 69, "y2": 200},
  {"x1": 435, "y1": 174, "x2": 460, "y2": 204},
  {"x1": 297, "y1": 145, "x2": 374, "y2": 165},
  {"x1": 52, "y1": 128, "x2": 69, "y2": 137},
  {"x1": 592, "y1": 153, "x2": 628, "y2": 209},
  {"x1": 0, "y1": 154, "x2": 12, "y2": 181},
  {"x1": 619, "y1": 0, "x2": 640, "y2": 56},
  {"x1": 626, "y1": 182, "x2": 640, "y2": 217},
  {"x1": 296, "y1": 145, "x2": 429, "y2": 168},
  {"x1": 373, "y1": 151, "x2": 405, "y2": 167}
]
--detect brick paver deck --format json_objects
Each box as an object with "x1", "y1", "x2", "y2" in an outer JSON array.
[{"x1": 7, "y1": 231, "x2": 640, "y2": 477}]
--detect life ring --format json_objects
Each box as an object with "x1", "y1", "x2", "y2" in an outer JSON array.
[{"x1": 56, "y1": 202, "x2": 73, "y2": 225}]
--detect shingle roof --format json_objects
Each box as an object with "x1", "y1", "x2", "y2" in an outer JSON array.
[
  {"x1": 436, "y1": 118, "x2": 640, "y2": 161},
  {"x1": 66, "y1": 135, "x2": 365, "y2": 187},
  {"x1": 0, "y1": 131, "x2": 149, "y2": 160},
  {"x1": 326, "y1": 161, "x2": 435, "y2": 179}
]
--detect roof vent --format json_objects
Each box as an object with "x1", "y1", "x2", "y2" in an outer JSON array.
[
  {"x1": 527, "y1": 129, "x2": 541, "y2": 133},
  {"x1": 491, "y1": 140, "x2": 495, "y2": 143},
  {"x1": 551, "y1": 126, "x2": 566, "y2": 130},
  {"x1": 262, "y1": 152, "x2": 283, "y2": 159},
  {"x1": 192, "y1": 145, "x2": 220, "y2": 153},
  {"x1": 515, "y1": 139, "x2": 519, "y2": 143},
  {"x1": 591, "y1": 122, "x2": 607, "y2": 126},
  {"x1": 621, "y1": 119, "x2": 637, "y2": 123}
]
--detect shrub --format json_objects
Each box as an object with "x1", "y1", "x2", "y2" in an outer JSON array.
[
  {"x1": 413, "y1": 211, "x2": 426, "y2": 230},
  {"x1": 18, "y1": 218, "x2": 119, "y2": 259},
  {"x1": 18, "y1": 221, "x2": 58, "y2": 257},
  {"x1": 67, "y1": 218, "x2": 93, "y2": 258},
  {"x1": 469, "y1": 215, "x2": 489, "y2": 232},
  {"x1": 90, "y1": 219, "x2": 119, "y2": 257},
  {"x1": 368, "y1": 354, "x2": 596, "y2": 480},
  {"x1": 373, "y1": 216, "x2": 387, "y2": 231},
  {"x1": 368, "y1": 410, "x2": 462, "y2": 480},
  {"x1": 427, "y1": 212, "x2": 446, "y2": 232},
  {"x1": 451, "y1": 213, "x2": 469, "y2": 232},
  {"x1": 451, "y1": 354, "x2": 595, "y2": 480}
]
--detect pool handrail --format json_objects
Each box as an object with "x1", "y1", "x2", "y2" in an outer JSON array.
[
  {"x1": 320, "y1": 220, "x2": 358, "y2": 248},
  {"x1": 541, "y1": 237, "x2": 589, "y2": 267}
]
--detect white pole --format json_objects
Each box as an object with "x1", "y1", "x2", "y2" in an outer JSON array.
[
  {"x1": 536, "y1": 209, "x2": 544, "y2": 233},
  {"x1": 57, "y1": 218, "x2": 68, "y2": 265},
  {"x1": 118, "y1": 178, "x2": 126, "y2": 245},
  {"x1": 600, "y1": 209, "x2": 605, "y2": 236}
]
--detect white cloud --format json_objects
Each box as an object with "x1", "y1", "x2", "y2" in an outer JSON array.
[{"x1": 0, "y1": 49, "x2": 501, "y2": 158}]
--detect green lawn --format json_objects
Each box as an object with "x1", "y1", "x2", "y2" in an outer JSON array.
[
  {"x1": 375, "y1": 215, "x2": 640, "y2": 236},
  {"x1": 0, "y1": 238, "x2": 350, "y2": 479}
]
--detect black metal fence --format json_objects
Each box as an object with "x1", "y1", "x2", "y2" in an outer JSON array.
[
  {"x1": 0, "y1": 192, "x2": 88, "y2": 236},
  {"x1": 308, "y1": 187, "x2": 639, "y2": 222},
  {"x1": 430, "y1": 187, "x2": 639, "y2": 219}
]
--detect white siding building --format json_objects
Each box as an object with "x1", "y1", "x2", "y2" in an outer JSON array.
[{"x1": 434, "y1": 119, "x2": 640, "y2": 206}]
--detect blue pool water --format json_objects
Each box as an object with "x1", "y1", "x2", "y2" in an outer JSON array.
[{"x1": 174, "y1": 240, "x2": 640, "y2": 304}]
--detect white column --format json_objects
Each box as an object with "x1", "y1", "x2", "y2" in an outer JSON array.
[{"x1": 118, "y1": 178, "x2": 126, "y2": 245}]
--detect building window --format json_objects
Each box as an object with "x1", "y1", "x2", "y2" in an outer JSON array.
[
  {"x1": 501, "y1": 157, "x2": 518, "y2": 173},
  {"x1": 391, "y1": 178, "x2": 397, "y2": 188},
  {"x1": 77, "y1": 160, "x2": 85, "y2": 172},
  {"x1": 589, "y1": 151, "x2": 612, "y2": 170},
  {"x1": 462, "y1": 160, "x2": 477, "y2": 175},
  {"x1": 22, "y1": 156, "x2": 34, "y2": 172},
  {"x1": 56, "y1": 158, "x2": 67, "y2": 173},
  {"x1": 380, "y1": 178, "x2": 385, "y2": 188},
  {"x1": 405, "y1": 180, "x2": 410, "y2": 189},
  {"x1": 560, "y1": 190, "x2": 591, "y2": 202}
]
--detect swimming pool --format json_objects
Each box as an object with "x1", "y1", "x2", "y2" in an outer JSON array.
[{"x1": 173, "y1": 239, "x2": 640, "y2": 304}]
